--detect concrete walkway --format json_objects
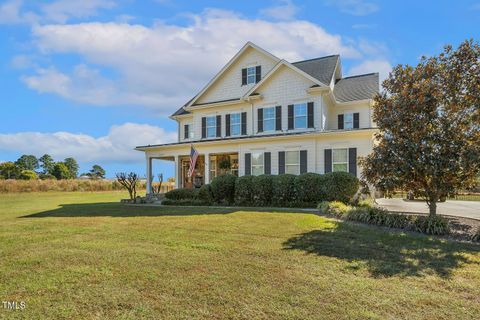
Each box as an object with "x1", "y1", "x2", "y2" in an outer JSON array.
[{"x1": 376, "y1": 198, "x2": 480, "y2": 220}]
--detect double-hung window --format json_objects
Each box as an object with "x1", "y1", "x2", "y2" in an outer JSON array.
[
  {"x1": 247, "y1": 67, "x2": 256, "y2": 84},
  {"x1": 206, "y1": 116, "x2": 217, "y2": 138},
  {"x1": 286, "y1": 151, "x2": 300, "y2": 174},
  {"x1": 332, "y1": 148, "x2": 348, "y2": 172},
  {"x1": 344, "y1": 113, "x2": 353, "y2": 129},
  {"x1": 294, "y1": 103, "x2": 307, "y2": 129},
  {"x1": 263, "y1": 107, "x2": 275, "y2": 132},
  {"x1": 184, "y1": 123, "x2": 194, "y2": 139},
  {"x1": 230, "y1": 113, "x2": 241, "y2": 136},
  {"x1": 251, "y1": 152, "x2": 264, "y2": 176}
]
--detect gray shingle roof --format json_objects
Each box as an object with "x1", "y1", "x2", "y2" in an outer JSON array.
[
  {"x1": 333, "y1": 73, "x2": 379, "y2": 103},
  {"x1": 292, "y1": 55, "x2": 339, "y2": 86}
]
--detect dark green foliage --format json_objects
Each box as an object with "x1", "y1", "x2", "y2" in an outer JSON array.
[
  {"x1": 39, "y1": 173, "x2": 56, "y2": 180},
  {"x1": 323, "y1": 172, "x2": 359, "y2": 203},
  {"x1": 165, "y1": 188, "x2": 198, "y2": 200},
  {"x1": 64, "y1": 158, "x2": 79, "y2": 179},
  {"x1": 18, "y1": 170, "x2": 37, "y2": 180},
  {"x1": 234, "y1": 175, "x2": 255, "y2": 206},
  {"x1": 198, "y1": 184, "x2": 214, "y2": 205},
  {"x1": 162, "y1": 199, "x2": 208, "y2": 206},
  {"x1": 15, "y1": 155, "x2": 39, "y2": 171},
  {"x1": 211, "y1": 174, "x2": 237, "y2": 205},
  {"x1": 252, "y1": 175, "x2": 274, "y2": 206},
  {"x1": 39, "y1": 154, "x2": 54, "y2": 174},
  {"x1": 52, "y1": 162, "x2": 71, "y2": 180},
  {"x1": 472, "y1": 227, "x2": 480, "y2": 242},
  {"x1": 89, "y1": 165, "x2": 106, "y2": 179},
  {"x1": 0, "y1": 162, "x2": 20, "y2": 179},
  {"x1": 271, "y1": 174, "x2": 296, "y2": 207},
  {"x1": 294, "y1": 173, "x2": 325, "y2": 205},
  {"x1": 413, "y1": 215, "x2": 450, "y2": 235}
]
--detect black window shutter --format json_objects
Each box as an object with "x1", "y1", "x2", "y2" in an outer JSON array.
[
  {"x1": 201, "y1": 117, "x2": 206, "y2": 138},
  {"x1": 257, "y1": 108, "x2": 264, "y2": 133},
  {"x1": 324, "y1": 149, "x2": 332, "y2": 173},
  {"x1": 244, "y1": 153, "x2": 251, "y2": 176},
  {"x1": 225, "y1": 114, "x2": 231, "y2": 137},
  {"x1": 300, "y1": 150, "x2": 308, "y2": 174},
  {"x1": 288, "y1": 105, "x2": 294, "y2": 130},
  {"x1": 241, "y1": 112, "x2": 247, "y2": 135},
  {"x1": 184, "y1": 124, "x2": 189, "y2": 139},
  {"x1": 349, "y1": 148, "x2": 357, "y2": 177},
  {"x1": 278, "y1": 151, "x2": 285, "y2": 174},
  {"x1": 255, "y1": 66, "x2": 261, "y2": 83},
  {"x1": 216, "y1": 115, "x2": 221, "y2": 137},
  {"x1": 275, "y1": 106, "x2": 282, "y2": 131},
  {"x1": 307, "y1": 102, "x2": 314, "y2": 128},
  {"x1": 264, "y1": 152, "x2": 271, "y2": 174},
  {"x1": 353, "y1": 113, "x2": 360, "y2": 129},
  {"x1": 338, "y1": 114, "x2": 344, "y2": 130},
  {"x1": 241, "y1": 68, "x2": 247, "y2": 85}
]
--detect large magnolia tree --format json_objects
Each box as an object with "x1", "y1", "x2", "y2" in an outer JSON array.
[{"x1": 361, "y1": 39, "x2": 480, "y2": 216}]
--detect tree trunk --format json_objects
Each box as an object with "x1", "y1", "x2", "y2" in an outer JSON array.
[{"x1": 428, "y1": 199, "x2": 437, "y2": 216}]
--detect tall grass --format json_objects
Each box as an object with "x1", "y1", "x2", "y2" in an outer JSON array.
[{"x1": 0, "y1": 179, "x2": 175, "y2": 193}]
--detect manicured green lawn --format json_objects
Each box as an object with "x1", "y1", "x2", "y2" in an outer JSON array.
[{"x1": 1, "y1": 192, "x2": 479, "y2": 319}]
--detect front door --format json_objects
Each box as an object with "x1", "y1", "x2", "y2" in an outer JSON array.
[{"x1": 181, "y1": 156, "x2": 205, "y2": 189}]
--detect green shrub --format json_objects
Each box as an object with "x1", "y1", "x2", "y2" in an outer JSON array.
[
  {"x1": 413, "y1": 215, "x2": 450, "y2": 235},
  {"x1": 323, "y1": 172, "x2": 359, "y2": 203},
  {"x1": 165, "y1": 188, "x2": 198, "y2": 200},
  {"x1": 272, "y1": 174, "x2": 296, "y2": 207},
  {"x1": 211, "y1": 174, "x2": 237, "y2": 205},
  {"x1": 234, "y1": 175, "x2": 255, "y2": 206},
  {"x1": 295, "y1": 173, "x2": 325, "y2": 206},
  {"x1": 318, "y1": 201, "x2": 352, "y2": 218},
  {"x1": 252, "y1": 175, "x2": 274, "y2": 206},
  {"x1": 198, "y1": 184, "x2": 214, "y2": 205},
  {"x1": 162, "y1": 199, "x2": 208, "y2": 206},
  {"x1": 19, "y1": 170, "x2": 37, "y2": 180}
]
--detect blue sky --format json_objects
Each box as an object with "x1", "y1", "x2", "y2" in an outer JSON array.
[{"x1": 0, "y1": 0, "x2": 479, "y2": 178}]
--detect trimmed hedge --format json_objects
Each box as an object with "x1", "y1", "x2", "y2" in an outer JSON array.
[
  {"x1": 235, "y1": 175, "x2": 255, "y2": 206},
  {"x1": 294, "y1": 173, "x2": 325, "y2": 206},
  {"x1": 272, "y1": 174, "x2": 296, "y2": 207},
  {"x1": 211, "y1": 174, "x2": 237, "y2": 205},
  {"x1": 165, "y1": 188, "x2": 198, "y2": 200},
  {"x1": 318, "y1": 201, "x2": 450, "y2": 235},
  {"x1": 198, "y1": 184, "x2": 214, "y2": 205},
  {"x1": 323, "y1": 172, "x2": 359, "y2": 203},
  {"x1": 252, "y1": 175, "x2": 274, "y2": 206}
]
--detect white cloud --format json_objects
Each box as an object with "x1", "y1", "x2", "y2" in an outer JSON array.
[
  {"x1": 25, "y1": 9, "x2": 377, "y2": 113},
  {"x1": 324, "y1": 0, "x2": 379, "y2": 16},
  {"x1": 0, "y1": 123, "x2": 176, "y2": 163},
  {"x1": 0, "y1": 0, "x2": 38, "y2": 24},
  {"x1": 349, "y1": 59, "x2": 392, "y2": 83},
  {"x1": 260, "y1": 0, "x2": 299, "y2": 20},
  {"x1": 41, "y1": 0, "x2": 116, "y2": 23}
]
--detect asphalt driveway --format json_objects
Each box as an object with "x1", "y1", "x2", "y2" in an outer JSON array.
[{"x1": 376, "y1": 198, "x2": 480, "y2": 220}]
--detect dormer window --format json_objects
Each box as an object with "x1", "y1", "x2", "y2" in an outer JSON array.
[{"x1": 242, "y1": 66, "x2": 261, "y2": 85}]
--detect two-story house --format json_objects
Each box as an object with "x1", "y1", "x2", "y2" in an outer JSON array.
[{"x1": 136, "y1": 42, "x2": 379, "y2": 192}]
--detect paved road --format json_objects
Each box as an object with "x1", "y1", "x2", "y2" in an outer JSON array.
[{"x1": 376, "y1": 198, "x2": 480, "y2": 220}]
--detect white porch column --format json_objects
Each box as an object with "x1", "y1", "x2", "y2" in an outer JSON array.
[
  {"x1": 146, "y1": 156, "x2": 152, "y2": 194},
  {"x1": 174, "y1": 155, "x2": 180, "y2": 189},
  {"x1": 204, "y1": 153, "x2": 210, "y2": 184}
]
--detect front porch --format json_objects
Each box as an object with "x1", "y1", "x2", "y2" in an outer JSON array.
[{"x1": 146, "y1": 152, "x2": 239, "y2": 193}]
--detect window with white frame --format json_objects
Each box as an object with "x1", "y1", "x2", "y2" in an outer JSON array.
[
  {"x1": 294, "y1": 103, "x2": 307, "y2": 129},
  {"x1": 344, "y1": 113, "x2": 353, "y2": 129},
  {"x1": 185, "y1": 123, "x2": 194, "y2": 139},
  {"x1": 333, "y1": 148, "x2": 348, "y2": 172},
  {"x1": 206, "y1": 116, "x2": 216, "y2": 138},
  {"x1": 251, "y1": 152, "x2": 264, "y2": 176},
  {"x1": 247, "y1": 67, "x2": 256, "y2": 84},
  {"x1": 230, "y1": 113, "x2": 241, "y2": 136},
  {"x1": 286, "y1": 151, "x2": 300, "y2": 174},
  {"x1": 263, "y1": 107, "x2": 275, "y2": 132}
]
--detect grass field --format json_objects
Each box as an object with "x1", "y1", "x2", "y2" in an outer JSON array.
[{"x1": 1, "y1": 192, "x2": 479, "y2": 319}]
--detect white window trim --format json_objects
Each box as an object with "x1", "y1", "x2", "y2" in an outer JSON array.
[
  {"x1": 294, "y1": 102, "x2": 308, "y2": 129},
  {"x1": 206, "y1": 116, "x2": 217, "y2": 138},
  {"x1": 246, "y1": 66, "x2": 256, "y2": 85},
  {"x1": 332, "y1": 148, "x2": 349, "y2": 173},
  {"x1": 185, "y1": 123, "x2": 194, "y2": 140},
  {"x1": 251, "y1": 152, "x2": 264, "y2": 176},
  {"x1": 230, "y1": 113, "x2": 241, "y2": 136},
  {"x1": 262, "y1": 106, "x2": 276, "y2": 132},
  {"x1": 344, "y1": 113, "x2": 354, "y2": 129},
  {"x1": 285, "y1": 150, "x2": 300, "y2": 175}
]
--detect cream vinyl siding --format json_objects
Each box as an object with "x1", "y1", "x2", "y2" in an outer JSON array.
[{"x1": 326, "y1": 102, "x2": 372, "y2": 130}]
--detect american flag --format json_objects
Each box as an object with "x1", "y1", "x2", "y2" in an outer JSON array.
[{"x1": 188, "y1": 145, "x2": 199, "y2": 178}]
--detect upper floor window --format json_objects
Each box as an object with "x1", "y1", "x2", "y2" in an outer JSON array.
[
  {"x1": 251, "y1": 152, "x2": 264, "y2": 176},
  {"x1": 184, "y1": 123, "x2": 194, "y2": 140},
  {"x1": 286, "y1": 151, "x2": 300, "y2": 174},
  {"x1": 344, "y1": 113, "x2": 353, "y2": 129},
  {"x1": 230, "y1": 113, "x2": 241, "y2": 136},
  {"x1": 242, "y1": 66, "x2": 261, "y2": 85},
  {"x1": 294, "y1": 103, "x2": 307, "y2": 129},
  {"x1": 206, "y1": 116, "x2": 217, "y2": 138},
  {"x1": 263, "y1": 107, "x2": 275, "y2": 132},
  {"x1": 338, "y1": 112, "x2": 359, "y2": 130},
  {"x1": 333, "y1": 148, "x2": 348, "y2": 172}
]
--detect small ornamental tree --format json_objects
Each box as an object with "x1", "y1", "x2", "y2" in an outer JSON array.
[
  {"x1": 116, "y1": 172, "x2": 139, "y2": 200},
  {"x1": 361, "y1": 39, "x2": 480, "y2": 216}
]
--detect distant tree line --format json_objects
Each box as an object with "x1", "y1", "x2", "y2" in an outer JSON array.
[{"x1": 0, "y1": 154, "x2": 106, "y2": 180}]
